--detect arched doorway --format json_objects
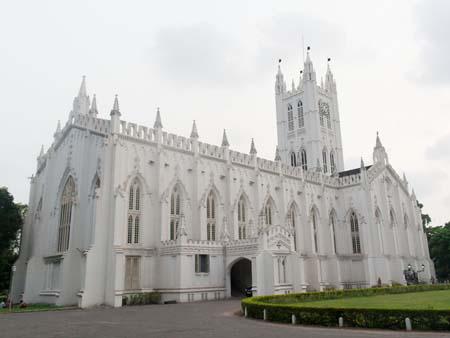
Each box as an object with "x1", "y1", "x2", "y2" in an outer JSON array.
[{"x1": 230, "y1": 258, "x2": 252, "y2": 297}]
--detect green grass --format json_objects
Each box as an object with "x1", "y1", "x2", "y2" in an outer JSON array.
[
  {"x1": 0, "y1": 304, "x2": 62, "y2": 314},
  {"x1": 282, "y1": 290, "x2": 450, "y2": 310}
]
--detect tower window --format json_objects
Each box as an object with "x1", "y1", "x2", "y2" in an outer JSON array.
[
  {"x1": 350, "y1": 212, "x2": 361, "y2": 254},
  {"x1": 330, "y1": 151, "x2": 336, "y2": 174},
  {"x1": 322, "y1": 148, "x2": 328, "y2": 173},
  {"x1": 287, "y1": 104, "x2": 294, "y2": 131},
  {"x1": 207, "y1": 191, "x2": 216, "y2": 241},
  {"x1": 298, "y1": 101, "x2": 304, "y2": 128},
  {"x1": 127, "y1": 179, "x2": 141, "y2": 245},
  {"x1": 238, "y1": 196, "x2": 247, "y2": 239},
  {"x1": 300, "y1": 149, "x2": 307, "y2": 171},
  {"x1": 290, "y1": 152, "x2": 297, "y2": 167},
  {"x1": 170, "y1": 186, "x2": 182, "y2": 240}
]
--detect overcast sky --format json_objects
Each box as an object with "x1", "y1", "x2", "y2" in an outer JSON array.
[{"x1": 1, "y1": 0, "x2": 449, "y2": 226}]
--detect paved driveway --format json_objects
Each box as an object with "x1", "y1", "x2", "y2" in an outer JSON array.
[{"x1": 1, "y1": 300, "x2": 449, "y2": 338}]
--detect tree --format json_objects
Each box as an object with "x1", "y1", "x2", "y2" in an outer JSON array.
[
  {"x1": 417, "y1": 201, "x2": 432, "y2": 230},
  {"x1": 427, "y1": 222, "x2": 450, "y2": 281},
  {"x1": 0, "y1": 187, "x2": 25, "y2": 293}
]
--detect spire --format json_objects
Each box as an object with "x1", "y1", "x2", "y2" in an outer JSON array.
[
  {"x1": 54, "y1": 120, "x2": 61, "y2": 138},
  {"x1": 274, "y1": 146, "x2": 281, "y2": 161},
  {"x1": 303, "y1": 46, "x2": 316, "y2": 83},
  {"x1": 275, "y1": 61, "x2": 286, "y2": 95},
  {"x1": 110, "y1": 95, "x2": 121, "y2": 116},
  {"x1": 221, "y1": 129, "x2": 229, "y2": 147},
  {"x1": 78, "y1": 75, "x2": 87, "y2": 97},
  {"x1": 250, "y1": 138, "x2": 257, "y2": 155},
  {"x1": 373, "y1": 131, "x2": 388, "y2": 165},
  {"x1": 190, "y1": 120, "x2": 199, "y2": 139},
  {"x1": 153, "y1": 107, "x2": 163, "y2": 129},
  {"x1": 89, "y1": 94, "x2": 98, "y2": 116},
  {"x1": 360, "y1": 157, "x2": 365, "y2": 169}
]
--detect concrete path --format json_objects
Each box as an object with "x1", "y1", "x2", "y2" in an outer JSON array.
[{"x1": 1, "y1": 300, "x2": 449, "y2": 338}]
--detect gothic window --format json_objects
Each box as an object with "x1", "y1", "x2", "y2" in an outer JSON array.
[
  {"x1": 127, "y1": 179, "x2": 141, "y2": 244},
  {"x1": 287, "y1": 104, "x2": 294, "y2": 131},
  {"x1": 300, "y1": 148, "x2": 308, "y2": 171},
  {"x1": 330, "y1": 211, "x2": 337, "y2": 254},
  {"x1": 170, "y1": 186, "x2": 182, "y2": 240},
  {"x1": 264, "y1": 199, "x2": 273, "y2": 226},
  {"x1": 319, "y1": 100, "x2": 331, "y2": 128},
  {"x1": 330, "y1": 151, "x2": 336, "y2": 174},
  {"x1": 288, "y1": 205, "x2": 297, "y2": 251},
  {"x1": 350, "y1": 211, "x2": 361, "y2": 254},
  {"x1": 125, "y1": 256, "x2": 140, "y2": 290},
  {"x1": 404, "y1": 214, "x2": 408, "y2": 229},
  {"x1": 375, "y1": 209, "x2": 384, "y2": 253},
  {"x1": 312, "y1": 209, "x2": 319, "y2": 253},
  {"x1": 298, "y1": 101, "x2": 304, "y2": 128},
  {"x1": 278, "y1": 256, "x2": 287, "y2": 284},
  {"x1": 238, "y1": 196, "x2": 247, "y2": 240},
  {"x1": 390, "y1": 209, "x2": 396, "y2": 228},
  {"x1": 206, "y1": 191, "x2": 216, "y2": 241},
  {"x1": 290, "y1": 152, "x2": 297, "y2": 167},
  {"x1": 322, "y1": 148, "x2": 328, "y2": 173},
  {"x1": 57, "y1": 176, "x2": 75, "y2": 252}
]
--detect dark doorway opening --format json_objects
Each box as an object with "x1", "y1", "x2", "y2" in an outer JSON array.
[{"x1": 230, "y1": 258, "x2": 252, "y2": 298}]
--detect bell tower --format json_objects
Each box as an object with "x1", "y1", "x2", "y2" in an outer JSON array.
[{"x1": 274, "y1": 49, "x2": 344, "y2": 174}]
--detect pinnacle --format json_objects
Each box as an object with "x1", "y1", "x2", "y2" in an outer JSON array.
[
  {"x1": 221, "y1": 129, "x2": 229, "y2": 147},
  {"x1": 153, "y1": 107, "x2": 163, "y2": 129},
  {"x1": 376, "y1": 131, "x2": 382, "y2": 148},
  {"x1": 78, "y1": 75, "x2": 87, "y2": 97},
  {"x1": 250, "y1": 138, "x2": 257, "y2": 155},
  {"x1": 274, "y1": 146, "x2": 281, "y2": 161},
  {"x1": 190, "y1": 120, "x2": 199, "y2": 139},
  {"x1": 90, "y1": 94, "x2": 98, "y2": 115}
]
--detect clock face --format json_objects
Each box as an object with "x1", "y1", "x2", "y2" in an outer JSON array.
[{"x1": 319, "y1": 101, "x2": 330, "y2": 115}]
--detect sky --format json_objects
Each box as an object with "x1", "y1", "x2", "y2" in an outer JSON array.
[{"x1": 0, "y1": 0, "x2": 449, "y2": 226}]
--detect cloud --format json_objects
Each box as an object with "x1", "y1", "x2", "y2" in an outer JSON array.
[
  {"x1": 426, "y1": 133, "x2": 450, "y2": 161},
  {"x1": 413, "y1": 0, "x2": 450, "y2": 84},
  {"x1": 408, "y1": 169, "x2": 448, "y2": 198}
]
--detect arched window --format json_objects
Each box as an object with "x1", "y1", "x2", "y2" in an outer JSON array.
[
  {"x1": 330, "y1": 211, "x2": 337, "y2": 254},
  {"x1": 127, "y1": 179, "x2": 141, "y2": 244},
  {"x1": 170, "y1": 186, "x2": 182, "y2": 240},
  {"x1": 330, "y1": 151, "x2": 336, "y2": 174},
  {"x1": 207, "y1": 191, "x2": 216, "y2": 241},
  {"x1": 375, "y1": 209, "x2": 384, "y2": 253},
  {"x1": 322, "y1": 148, "x2": 328, "y2": 173},
  {"x1": 287, "y1": 104, "x2": 294, "y2": 131},
  {"x1": 290, "y1": 152, "x2": 297, "y2": 167},
  {"x1": 264, "y1": 200, "x2": 273, "y2": 226},
  {"x1": 350, "y1": 211, "x2": 361, "y2": 254},
  {"x1": 298, "y1": 101, "x2": 304, "y2": 128},
  {"x1": 404, "y1": 214, "x2": 408, "y2": 229},
  {"x1": 58, "y1": 176, "x2": 75, "y2": 252},
  {"x1": 390, "y1": 209, "x2": 396, "y2": 228},
  {"x1": 300, "y1": 148, "x2": 308, "y2": 171},
  {"x1": 238, "y1": 196, "x2": 247, "y2": 239},
  {"x1": 288, "y1": 205, "x2": 297, "y2": 251},
  {"x1": 312, "y1": 209, "x2": 319, "y2": 253}
]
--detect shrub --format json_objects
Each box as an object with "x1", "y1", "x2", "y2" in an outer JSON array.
[
  {"x1": 123, "y1": 292, "x2": 161, "y2": 306},
  {"x1": 242, "y1": 284, "x2": 450, "y2": 331}
]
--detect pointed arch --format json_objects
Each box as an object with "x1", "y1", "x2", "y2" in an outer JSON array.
[
  {"x1": 169, "y1": 182, "x2": 184, "y2": 240},
  {"x1": 57, "y1": 176, "x2": 76, "y2": 252},
  {"x1": 310, "y1": 205, "x2": 320, "y2": 253},
  {"x1": 297, "y1": 100, "x2": 304, "y2": 128},
  {"x1": 290, "y1": 151, "x2": 297, "y2": 167},
  {"x1": 199, "y1": 181, "x2": 223, "y2": 209},
  {"x1": 330, "y1": 150, "x2": 336, "y2": 174},
  {"x1": 350, "y1": 210, "x2": 361, "y2": 254},
  {"x1": 287, "y1": 103, "x2": 294, "y2": 131},
  {"x1": 206, "y1": 190, "x2": 217, "y2": 241},
  {"x1": 261, "y1": 194, "x2": 278, "y2": 226},
  {"x1": 322, "y1": 147, "x2": 328, "y2": 173},
  {"x1": 300, "y1": 148, "x2": 307, "y2": 171},
  {"x1": 329, "y1": 209, "x2": 338, "y2": 254},
  {"x1": 237, "y1": 194, "x2": 248, "y2": 240},
  {"x1": 286, "y1": 201, "x2": 299, "y2": 251},
  {"x1": 127, "y1": 177, "x2": 141, "y2": 244}
]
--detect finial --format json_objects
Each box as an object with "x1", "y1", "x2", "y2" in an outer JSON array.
[
  {"x1": 250, "y1": 138, "x2": 257, "y2": 155},
  {"x1": 376, "y1": 131, "x2": 382, "y2": 147},
  {"x1": 274, "y1": 146, "x2": 281, "y2": 161},
  {"x1": 90, "y1": 94, "x2": 98, "y2": 115},
  {"x1": 221, "y1": 129, "x2": 229, "y2": 147},
  {"x1": 39, "y1": 145, "x2": 44, "y2": 157},
  {"x1": 403, "y1": 172, "x2": 408, "y2": 182},
  {"x1": 113, "y1": 95, "x2": 119, "y2": 111},
  {"x1": 190, "y1": 120, "x2": 199, "y2": 139},
  {"x1": 78, "y1": 75, "x2": 87, "y2": 97},
  {"x1": 360, "y1": 157, "x2": 365, "y2": 169},
  {"x1": 56, "y1": 120, "x2": 61, "y2": 133},
  {"x1": 153, "y1": 107, "x2": 163, "y2": 129}
]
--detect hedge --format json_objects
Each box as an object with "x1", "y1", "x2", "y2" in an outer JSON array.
[
  {"x1": 242, "y1": 284, "x2": 450, "y2": 331},
  {"x1": 123, "y1": 292, "x2": 161, "y2": 306}
]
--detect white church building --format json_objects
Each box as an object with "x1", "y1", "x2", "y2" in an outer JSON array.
[{"x1": 12, "y1": 51, "x2": 434, "y2": 307}]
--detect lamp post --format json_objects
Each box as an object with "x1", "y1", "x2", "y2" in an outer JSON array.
[{"x1": 9, "y1": 265, "x2": 16, "y2": 312}]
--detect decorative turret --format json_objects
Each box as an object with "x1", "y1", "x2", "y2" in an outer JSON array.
[
  {"x1": 221, "y1": 129, "x2": 229, "y2": 147},
  {"x1": 72, "y1": 76, "x2": 90, "y2": 115},
  {"x1": 275, "y1": 63, "x2": 286, "y2": 95},
  {"x1": 250, "y1": 138, "x2": 257, "y2": 155},
  {"x1": 89, "y1": 94, "x2": 98, "y2": 117},
  {"x1": 110, "y1": 95, "x2": 121, "y2": 134},
  {"x1": 190, "y1": 120, "x2": 199, "y2": 139},
  {"x1": 303, "y1": 47, "x2": 316, "y2": 83},
  {"x1": 373, "y1": 132, "x2": 389, "y2": 165},
  {"x1": 53, "y1": 120, "x2": 61, "y2": 139},
  {"x1": 325, "y1": 58, "x2": 336, "y2": 92},
  {"x1": 274, "y1": 146, "x2": 281, "y2": 161},
  {"x1": 153, "y1": 107, "x2": 163, "y2": 129}
]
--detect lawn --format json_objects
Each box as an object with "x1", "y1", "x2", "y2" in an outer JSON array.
[
  {"x1": 0, "y1": 304, "x2": 61, "y2": 314},
  {"x1": 285, "y1": 289, "x2": 450, "y2": 310}
]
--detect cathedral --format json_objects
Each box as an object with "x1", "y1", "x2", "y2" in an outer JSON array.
[{"x1": 12, "y1": 51, "x2": 434, "y2": 307}]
